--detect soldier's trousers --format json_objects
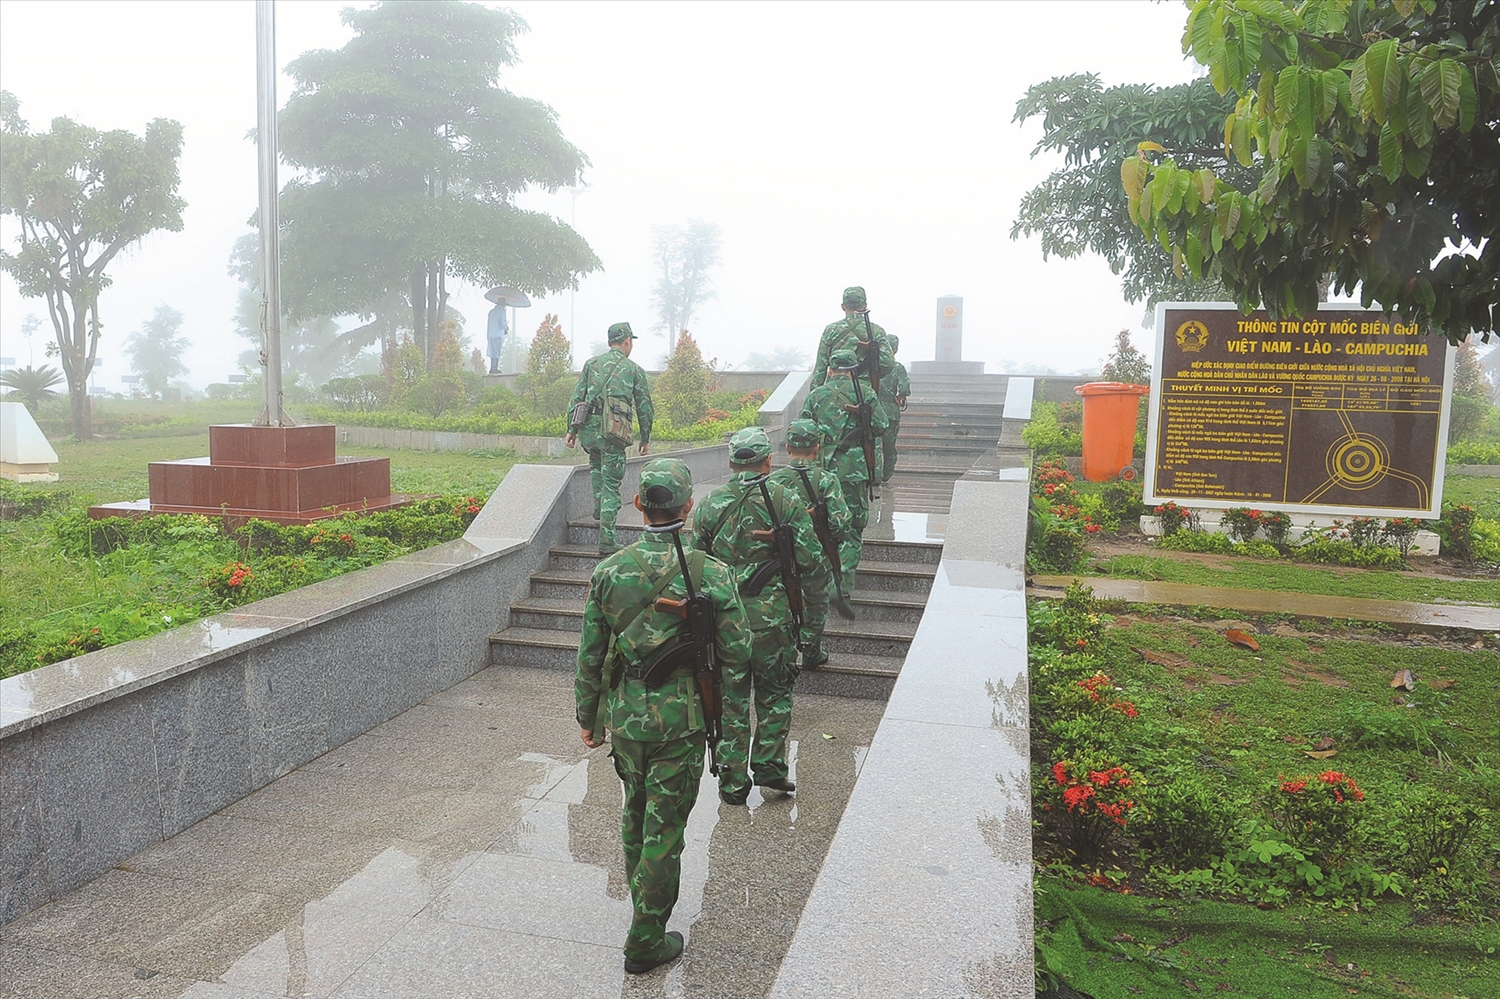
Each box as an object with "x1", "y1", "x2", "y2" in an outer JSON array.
[
  {"x1": 800, "y1": 578, "x2": 831, "y2": 664},
  {"x1": 881, "y1": 418, "x2": 900, "y2": 481},
  {"x1": 838, "y1": 477, "x2": 870, "y2": 595},
  {"x1": 610, "y1": 732, "x2": 704, "y2": 963},
  {"x1": 717, "y1": 628, "x2": 796, "y2": 795},
  {"x1": 587, "y1": 445, "x2": 627, "y2": 546}
]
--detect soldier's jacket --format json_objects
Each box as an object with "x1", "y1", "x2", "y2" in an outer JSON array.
[
  {"x1": 691, "y1": 473, "x2": 830, "y2": 632},
  {"x1": 877, "y1": 361, "x2": 911, "y2": 423},
  {"x1": 801, "y1": 376, "x2": 889, "y2": 483},
  {"x1": 566, "y1": 347, "x2": 655, "y2": 449},
  {"x1": 769, "y1": 458, "x2": 854, "y2": 547},
  {"x1": 812, "y1": 314, "x2": 895, "y2": 388},
  {"x1": 575, "y1": 532, "x2": 752, "y2": 742}
]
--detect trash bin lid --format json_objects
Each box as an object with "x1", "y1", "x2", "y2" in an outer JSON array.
[{"x1": 1074, "y1": 381, "x2": 1151, "y2": 396}]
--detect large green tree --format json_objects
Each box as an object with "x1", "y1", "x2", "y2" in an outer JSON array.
[
  {"x1": 0, "y1": 91, "x2": 185, "y2": 435},
  {"x1": 124, "y1": 304, "x2": 189, "y2": 400},
  {"x1": 276, "y1": 0, "x2": 600, "y2": 365},
  {"x1": 1012, "y1": 74, "x2": 1249, "y2": 310},
  {"x1": 1124, "y1": 0, "x2": 1499, "y2": 344}
]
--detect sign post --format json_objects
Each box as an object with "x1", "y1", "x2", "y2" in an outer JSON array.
[{"x1": 1143, "y1": 304, "x2": 1455, "y2": 519}]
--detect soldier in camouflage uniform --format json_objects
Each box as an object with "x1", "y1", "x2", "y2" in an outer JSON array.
[
  {"x1": 575, "y1": 457, "x2": 753, "y2": 974},
  {"x1": 877, "y1": 334, "x2": 910, "y2": 482},
  {"x1": 801, "y1": 347, "x2": 888, "y2": 596},
  {"x1": 565, "y1": 322, "x2": 655, "y2": 553},
  {"x1": 768, "y1": 418, "x2": 854, "y2": 669},
  {"x1": 692, "y1": 427, "x2": 829, "y2": 804},
  {"x1": 811, "y1": 285, "x2": 895, "y2": 390}
]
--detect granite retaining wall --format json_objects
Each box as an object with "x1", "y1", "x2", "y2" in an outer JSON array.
[{"x1": 0, "y1": 445, "x2": 734, "y2": 924}]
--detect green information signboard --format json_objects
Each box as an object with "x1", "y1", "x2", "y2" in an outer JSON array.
[{"x1": 1144, "y1": 304, "x2": 1455, "y2": 518}]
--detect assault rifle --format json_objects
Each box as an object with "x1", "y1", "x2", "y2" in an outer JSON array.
[
  {"x1": 840, "y1": 363, "x2": 879, "y2": 501},
  {"x1": 652, "y1": 526, "x2": 725, "y2": 776},
  {"x1": 747, "y1": 477, "x2": 805, "y2": 646},
  {"x1": 857, "y1": 310, "x2": 882, "y2": 397},
  {"x1": 791, "y1": 465, "x2": 856, "y2": 620}
]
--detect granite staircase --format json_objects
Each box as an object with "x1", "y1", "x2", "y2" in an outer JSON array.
[
  {"x1": 488, "y1": 521, "x2": 941, "y2": 700},
  {"x1": 884, "y1": 372, "x2": 1011, "y2": 514}
]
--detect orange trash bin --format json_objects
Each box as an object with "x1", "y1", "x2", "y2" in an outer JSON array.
[{"x1": 1074, "y1": 382, "x2": 1151, "y2": 482}]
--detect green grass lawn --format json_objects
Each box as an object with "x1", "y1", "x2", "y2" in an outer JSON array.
[
  {"x1": 1033, "y1": 597, "x2": 1500, "y2": 997},
  {"x1": 1089, "y1": 552, "x2": 1500, "y2": 607},
  {"x1": 1443, "y1": 473, "x2": 1499, "y2": 520}
]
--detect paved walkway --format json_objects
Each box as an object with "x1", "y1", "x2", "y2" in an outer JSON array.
[
  {"x1": 1031, "y1": 575, "x2": 1500, "y2": 632},
  {"x1": 1, "y1": 667, "x2": 884, "y2": 999}
]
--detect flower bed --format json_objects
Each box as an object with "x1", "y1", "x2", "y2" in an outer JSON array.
[{"x1": 1030, "y1": 581, "x2": 1499, "y2": 995}]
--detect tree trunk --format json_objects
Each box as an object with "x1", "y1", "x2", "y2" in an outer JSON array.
[
  {"x1": 410, "y1": 267, "x2": 425, "y2": 358},
  {"x1": 425, "y1": 266, "x2": 438, "y2": 367}
]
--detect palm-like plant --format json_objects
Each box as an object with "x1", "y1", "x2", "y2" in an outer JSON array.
[{"x1": 0, "y1": 365, "x2": 65, "y2": 412}]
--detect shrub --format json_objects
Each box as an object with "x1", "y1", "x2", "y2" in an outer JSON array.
[
  {"x1": 1294, "y1": 533, "x2": 1407, "y2": 568},
  {"x1": 1344, "y1": 516, "x2": 1383, "y2": 548},
  {"x1": 322, "y1": 374, "x2": 388, "y2": 411},
  {"x1": 1472, "y1": 518, "x2": 1500, "y2": 563},
  {"x1": 1135, "y1": 773, "x2": 1238, "y2": 869},
  {"x1": 1220, "y1": 507, "x2": 1262, "y2": 543},
  {"x1": 1041, "y1": 758, "x2": 1139, "y2": 863},
  {"x1": 1381, "y1": 517, "x2": 1424, "y2": 558},
  {"x1": 1029, "y1": 497, "x2": 1088, "y2": 572},
  {"x1": 1027, "y1": 579, "x2": 1107, "y2": 653},
  {"x1": 1394, "y1": 789, "x2": 1488, "y2": 876},
  {"x1": 1157, "y1": 530, "x2": 1236, "y2": 554},
  {"x1": 1259, "y1": 510, "x2": 1291, "y2": 546},
  {"x1": 1099, "y1": 479, "x2": 1145, "y2": 524},
  {"x1": 1446, "y1": 440, "x2": 1500, "y2": 465},
  {"x1": 1438, "y1": 503, "x2": 1476, "y2": 562},
  {"x1": 1271, "y1": 771, "x2": 1367, "y2": 864},
  {"x1": 654, "y1": 331, "x2": 715, "y2": 427},
  {"x1": 1022, "y1": 400, "x2": 1083, "y2": 456},
  {"x1": 1152, "y1": 500, "x2": 1195, "y2": 536}
]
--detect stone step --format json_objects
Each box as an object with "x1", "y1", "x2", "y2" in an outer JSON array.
[
  {"x1": 529, "y1": 566, "x2": 594, "y2": 600},
  {"x1": 548, "y1": 544, "x2": 612, "y2": 573},
  {"x1": 845, "y1": 590, "x2": 928, "y2": 624},
  {"x1": 509, "y1": 596, "x2": 586, "y2": 631},
  {"x1": 858, "y1": 538, "x2": 943, "y2": 565},
  {"x1": 850, "y1": 559, "x2": 936, "y2": 595},
  {"x1": 489, "y1": 627, "x2": 908, "y2": 698}
]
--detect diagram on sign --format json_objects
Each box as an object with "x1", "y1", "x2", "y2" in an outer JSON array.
[{"x1": 1298, "y1": 409, "x2": 1430, "y2": 508}]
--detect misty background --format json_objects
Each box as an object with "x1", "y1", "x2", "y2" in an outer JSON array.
[{"x1": 0, "y1": 0, "x2": 1200, "y2": 391}]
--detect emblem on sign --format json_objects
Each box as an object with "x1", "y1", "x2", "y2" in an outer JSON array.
[
  {"x1": 942, "y1": 306, "x2": 957, "y2": 319},
  {"x1": 1175, "y1": 320, "x2": 1209, "y2": 352}
]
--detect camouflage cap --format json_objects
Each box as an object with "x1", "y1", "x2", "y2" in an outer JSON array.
[
  {"x1": 829, "y1": 346, "x2": 859, "y2": 369},
  {"x1": 887, "y1": 334, "x2": 900, "y2": 353},
  {"x1": 638, "y1": 457, "x2": 693, "y2": 509},
  {"x1": 728, "y1": 426, "x2": 773, "y2": 465},
  {"x1": 842, "y1": 286, "x2": 867, "y2": 309},
  {"x1": 607, "y1": 322, "x2": 637, "y2": 343},
  {"x1": 786, "y1": 418, "x2": 821, "y2": 449}
]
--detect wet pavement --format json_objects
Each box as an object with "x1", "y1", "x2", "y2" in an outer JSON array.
[
  {"x1": 1031, "y1": 575, "x2": 1500, "y2": 633},
  {"x1": 0, "y1": 667, "x2": 885, "y2": 999}
]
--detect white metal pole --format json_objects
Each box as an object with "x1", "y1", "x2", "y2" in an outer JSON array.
[{"x1": 255, "y1": 0, "x2": 289, "y2": 426}]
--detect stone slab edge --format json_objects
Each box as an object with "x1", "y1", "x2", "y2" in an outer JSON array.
[
  {"x1": 1453, "y1": 463, "x2": 1500, "y2": 477},
  {"x1": 771, "y1": 475, "x2": 1034, "y2": 999},
  {"x1": 0, "y1": 465, "x2": 584, "y2": 739}
]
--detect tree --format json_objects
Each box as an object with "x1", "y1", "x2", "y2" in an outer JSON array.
[
  {"x1": 1449, "y1": 339, "x2": 1492, "y2": 440},
  {"x1": 124, "y1": 305, "x2": 190, "y2": 400},
  {"x1": 408, "y1": 321, "x2": 467, "y2": 416},
  {"x1": 654, "y1": 332, "x2": 715, "y2": 427},
  {"x1": 1100, "y1": 329, "x2": 1152, "y2": 384},
  {"x1": 1012, "y1": 74, "x2": 1248, "y2": 310},
  {"x1": 1124, "y1": 0, "x2": 1499, "y2": 345},
  {"x1": 227, "y1": 234, "x2": 365, "y2": 391},
  {"x1": 526, "y1": 314, "x2": 572, "y2": 384},
  {"x1": 650, "y1": 220, "x2": 721, "y2": 354},
  {"x1": 0, "y1": 91, "x2": 185, "y2": 435},
  {"x1": 743, "y1": 344, "x2": 811, "y2": 370},
  {"x1": 276, "y1": 1, "x2": 600, "y2": 365},
  {"x1": 0, "y1": 365, "x2": 64, "y2": 413}
]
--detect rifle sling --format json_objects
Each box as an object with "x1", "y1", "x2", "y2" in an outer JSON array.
[{"x1": 607, "y1": 546, "x2": 701, "y2": 686}]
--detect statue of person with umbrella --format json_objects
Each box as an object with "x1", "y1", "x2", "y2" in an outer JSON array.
[{"x1": 484, "y1": 287, "x2": 531, "y2": 374}]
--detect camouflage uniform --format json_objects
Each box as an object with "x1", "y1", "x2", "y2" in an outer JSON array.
[
  {"x1": 769, "y1": 419, "x2": 854, "y2": 668},
  {"x1": 801, "y1": 349, "x2": 888, "y2": 592},
  {"x1": 877, "y1": 334, "x2": 910, "y2": 482},
  {"x1": 692, "y1": 427, "x2": 829, "y2": 801},
  {"x1": 566, "y1": 322, "x2": 654, "y2": 551},
  {"x1": 811, "y1": 286, "x2": 896, "y2": 390},
  {"x1": 575, "y1": 459, "x2": 753, "y2": 969}
]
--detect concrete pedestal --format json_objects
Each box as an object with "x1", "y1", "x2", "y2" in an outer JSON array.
[{"x1": 89, "y1": 424, "x2": 409, "y2": 525}]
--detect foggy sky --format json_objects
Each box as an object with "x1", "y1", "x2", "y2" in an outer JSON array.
[{"x1": 0, "y1": 0, "x2": 1199, "y2": 388}]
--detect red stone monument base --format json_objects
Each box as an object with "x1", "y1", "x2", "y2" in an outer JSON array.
[{"x1": 88, "y1": 424, "x2": 413, "y2": 526}]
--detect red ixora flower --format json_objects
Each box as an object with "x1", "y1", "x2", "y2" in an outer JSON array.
[
  {"x1": 1052, "y1": 761, "x2": 1069, "y2": 786},
  {"x1": 340, "y1": 533, "x2": 353, "y2": 543},
  {"x1": 1062, "y1": 784, "x2": 1095, "y2": 812}
]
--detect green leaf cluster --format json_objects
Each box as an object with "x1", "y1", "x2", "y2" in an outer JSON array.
[{"x1": 1127, "y1": 0, "x2": 1500, "y2": 344}]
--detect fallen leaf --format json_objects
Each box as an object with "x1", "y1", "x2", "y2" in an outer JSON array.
[
  {"x1": 1111, "y1": 933, "x2": 1136, "y2": 943},
  {"x1": 1313, "y1": 736, "x2": 1336, "y2": 751},
  {"x1": 1392, "y1": 694, "x2": 1406, "y2": 706},
  {"x1": 1282, "y1": 734, "x2": 1306, "y2": 745},
  {"x1": 1224, "y1": 629, "x2": 1261, "y2": 651},
  {"x1": 1391, "y1": 668, "x2": 1416, "y2": 690},
  {"x1": 1136, "y1": 647, "x2": 1190, "y2": 668},
  {"x1": 1126, "y1": 988, "x2": 1145, "y2": 995},
  {"x1": 1429, "y1": 679, "x2": 1456, "y2": 690},
  {"x1": 1323, "y1": 950, "x2": 1338, "y2": 966},
  {"x1": 1182, "y1": 980, "x2": 1201, "y2": 993},
  {"x1": 821, "y1": 733, "x2": 836, "y2": 740},
  {"x1": 1305, "y1": 748, "x2": 1338, "y2": 760}
]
